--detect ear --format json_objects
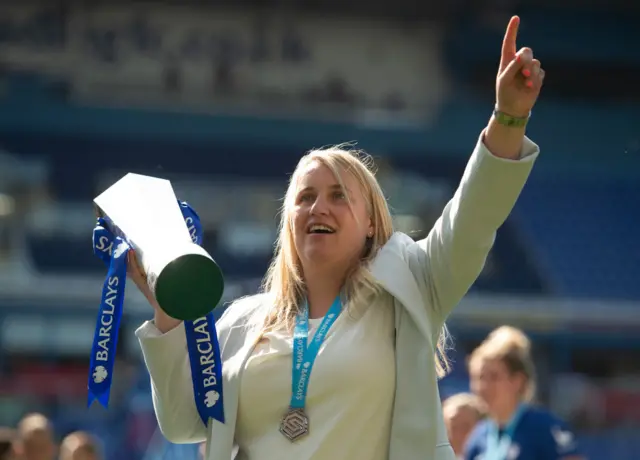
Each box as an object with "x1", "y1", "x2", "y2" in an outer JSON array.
[{"x1": 365, "y1": 214, "x2": 374, "y2": 238}]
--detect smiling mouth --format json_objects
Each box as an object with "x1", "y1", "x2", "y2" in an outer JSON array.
[{"x1": 307, "y1": 224, "x2": 336, "y2": 234}]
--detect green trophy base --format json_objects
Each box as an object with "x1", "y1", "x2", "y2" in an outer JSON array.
[{"x1": 155, "y1": 252, "x2": 225, "y2": 321}]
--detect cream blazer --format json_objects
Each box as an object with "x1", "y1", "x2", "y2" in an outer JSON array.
[{"x1": 137, "y1": 132, "x2": 539, "y2": 460}]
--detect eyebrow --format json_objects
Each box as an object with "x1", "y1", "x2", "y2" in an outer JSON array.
[{"x1": 298, "y1": 184, "x2": 350, "y2": 194}]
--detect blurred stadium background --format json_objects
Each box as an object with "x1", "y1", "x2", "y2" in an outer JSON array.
[{"x1": 0, "y1": 0, "x2": 639, "y2": 459}]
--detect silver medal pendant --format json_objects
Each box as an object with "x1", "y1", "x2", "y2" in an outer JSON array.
[{"x1": 279, "y1": 408, "x2": 309, "y2": 442}]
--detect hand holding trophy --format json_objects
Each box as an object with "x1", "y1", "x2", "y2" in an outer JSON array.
[{"x1": 89, "y1": 173, "x2": 226, "y2": 427}]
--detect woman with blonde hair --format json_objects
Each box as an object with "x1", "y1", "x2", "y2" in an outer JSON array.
[
  {"x1": 134, "y1": 16, "x2": 544, "y2": 460},
  {"x1": 464, "y1": 326, "x2": 585, "y2": 460}
]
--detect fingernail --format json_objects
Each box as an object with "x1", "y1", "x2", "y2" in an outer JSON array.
[
  {"x1": 522, "y1": 69, "x2": 531, "y2": 77},
  {"x1": 526, "y1": 80, "x2": 534, "y2": 88},
  {"x1": 516, "y1": 55, "x2": 521, "y2": 63}
]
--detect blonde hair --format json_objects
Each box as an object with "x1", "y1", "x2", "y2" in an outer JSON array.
[
  {"x1": 468, "y1": 326, "x2": 537, "y2": 401},
  {"x1": 257, "y1": 144, "x2": 450, "y2": 377},
  {"x1": 443, "y1": 392, "x2": 487, "y2": 421}
]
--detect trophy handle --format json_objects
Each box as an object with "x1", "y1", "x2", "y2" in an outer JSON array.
[{"x1": 93, "y1": 203, "x2": 149, "y2": 281}]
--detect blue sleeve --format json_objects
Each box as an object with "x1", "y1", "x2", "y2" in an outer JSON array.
[
  {"x1": 541, "y1": 414, "x2": 581, "y2": 459},
  {"x1": 463, "y1": 442, "x2": 478, "y2": 460}
]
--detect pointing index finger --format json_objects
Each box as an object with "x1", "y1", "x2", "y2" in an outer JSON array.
[{"x1": 500, "y1": 16, "x2": 520, "y2": 71}]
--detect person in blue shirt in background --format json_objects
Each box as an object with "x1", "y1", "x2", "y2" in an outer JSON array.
[{"x1": 464, "y1": 326, "x2": 586, "y2": 460}]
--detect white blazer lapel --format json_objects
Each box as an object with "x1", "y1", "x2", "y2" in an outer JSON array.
[{"x1": 369, "y1": 234, "x2": 433, "y2": 342}]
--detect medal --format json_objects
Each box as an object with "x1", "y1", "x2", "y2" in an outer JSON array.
[
  {"x1": 280, "y1": 408, "x2": 309, "y2": 441},
  {"x1": 280, "y1": 296, "x2": 342, "y2": 442}
]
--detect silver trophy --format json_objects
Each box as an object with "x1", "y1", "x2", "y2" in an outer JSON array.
[{"x1": 94, "y1": 173, "x2": 224, "y2": 320}]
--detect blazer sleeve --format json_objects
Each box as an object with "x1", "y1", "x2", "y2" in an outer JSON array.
[
  {"x1": 136, "y1": 321, "x2": 207, "y2": 444},
  {"x1": 409, "y1": 131, "x2": 539, "y2": 324},
  {"x1": 136, "y1": 296, "x2": 258, "y2": 445}
]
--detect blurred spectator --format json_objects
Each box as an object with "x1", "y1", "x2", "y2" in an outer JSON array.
[
  {"x1": 281, "y1": 23, "x2": 309, "y2": 63},
  {"x1": 212, "y1": 36, "x2": 238, "y2": 95},
  {"x1": 59, "y1": 432, "x2": 102, "y2": 460},
  {"x1": 0, "y1": 427, "x2": 18, "y2": 460},
  {"x1": 324, "y1": 75, "x2": 356, "y2": 106},
  {"x1": 212, "y1": 60, "x2": 235, "y2": 95},
  {"x1": 465, "y1": 327, "x2": 584, "y2": 460},
  {"x1": 163, "y1": 59, "x2": 182, "y2": 94},
  {"x1": 15, "y1": 414, "x2": 56, "y2": 460}
]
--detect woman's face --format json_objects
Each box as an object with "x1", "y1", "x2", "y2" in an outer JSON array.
[
  {"x1": 292, "y1": 160, "x2": 373, "y2": 273},
  {"x1": 470, "y1": 358, "x2": 523, "y2": 414}
]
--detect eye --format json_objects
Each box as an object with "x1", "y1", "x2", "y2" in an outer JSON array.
[
  {"x1": 332, "y1": 190, "x2": 347, "y2": 201},
  {"x1": 298, "y1": 192, "x2": 314, "y2": 203}
]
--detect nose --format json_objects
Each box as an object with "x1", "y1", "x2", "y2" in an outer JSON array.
[{"x1": 310, "y1": 195, "x2": 329, "y2": 216}]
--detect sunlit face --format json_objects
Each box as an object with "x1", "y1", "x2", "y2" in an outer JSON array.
[
  {"x1": 292, "y1": 160, "x2": 372, "y2": 272},
  {"x1": 444, "y1": 406, "x2": 481, "y2": 456},
  {"x1": 470, "y1": 358, "x2": 523, "y2": 414}
]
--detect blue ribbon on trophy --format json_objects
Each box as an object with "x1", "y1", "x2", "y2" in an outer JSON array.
[
  {"x1": 89, "y1": 197, "x2": 225, "y2": 426},
  {"x1": 89, "y1": 223, "x2": 128, "y2": 408}
]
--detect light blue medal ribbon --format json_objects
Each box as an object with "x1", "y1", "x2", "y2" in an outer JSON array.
[
  {"x1": 280, "y1": 296, "x2": 341, "y2": 441},
  {"x1": 89, "y1": 201, "x2": 225, "y2": 426},
  {"x1": 485, "y1": 404, "x2": 528, "y2": 460}
]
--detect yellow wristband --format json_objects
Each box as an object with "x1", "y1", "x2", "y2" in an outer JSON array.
[{"x1": 493, "y1": 108, "x2": 530, "y2": 128}]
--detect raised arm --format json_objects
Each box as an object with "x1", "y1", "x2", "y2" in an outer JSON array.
[
  {"x1": 413, "y1": 132, "x2": 537, "y2": 320},
  {"x1": 409, "y1": 16, "x2": 545, "y2": 323}
]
